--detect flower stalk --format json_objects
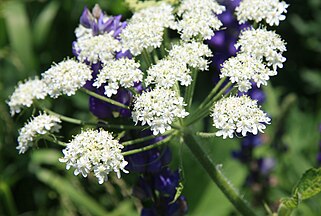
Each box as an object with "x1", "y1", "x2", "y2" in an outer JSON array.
[{"x1": 183, "y1": 128, "x2": 257, "y2": 216}]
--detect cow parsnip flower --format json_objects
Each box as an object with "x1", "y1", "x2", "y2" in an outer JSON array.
[
  {"x1": 220, "y1": 53, "x2": 276, "y2": 92},
  {"x1": 17, "y1": 113, "x2": 61, "y2": 154},
  {"x1": 175, "y1": 0, "x2": 225, "y2": 40},
  {"x1": 42, "y1": 59, "x2": 92, "y2": 98},
  {"x1": 211, "y1": 95, "x2": 270, "y2": 139},
  {"x1": 145, "y1": 59, "x2": 191, "y2": 88},
  {"x1": 235, "y1": 28, "x2": 287, "y2": 71},
  {"x1": 74, "y1": 34, "x2": 122, "y2": 64},
  {"x1": 93, "y1": 58, "x2": 143, "y2": 97},
  {"x1": 236, "y1": 0, "x2": 289, "y2": 26},
  {"x1": 7, "y1": 77, "x2": 47, "y2": 116},
  {"x1": 132, "y1": 88, "x2": 189, "y2": 135},
  {"x1": 59, "y1": 129, "x2": 128, "y2": 184},
  {"x1": 120, "y1": 3, "x2": 175, "y2": 56},
  {"x1": 168, "y1": 42, "x2": 213, "y2": 71}
]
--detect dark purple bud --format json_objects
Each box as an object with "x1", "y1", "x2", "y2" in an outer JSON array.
[
  {"x1": 141, "y1": 207, "x2": 157, "y2": 216},
  {"x1": 98, "y1": 14, "x2": 113, "y2": 33},
  {"x1": 218, "y1": 11, "x2": 235, "y2": 26},
  {"x1": 80, "y1": 7, "x2": 93, "y2": 28},
  {"x1": 208, "y1": 31, "x2": 226, "y2": 50},
  {"x1": 154, "y1": 168, "x2": 180, "y2": 196},
  {"x1": 89, "y1": 86, "x2": 113, "y2": 119}
]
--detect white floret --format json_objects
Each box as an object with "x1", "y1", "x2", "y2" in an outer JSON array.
[
  {"x1": 211, "y1": 95, "x2": 270, "y2": 139},
  {"x1": 42, "y1": 59, "x2": 92, "y2": 98},
  {"x1": 74, "y1": 34, "x2": 121, "y2": 64},
  {"x1": 93, "y1": 58, "x2": 143, "y2": 97},
  {"x1": 7, "y1": 77, "x2": 47, "y2": 116},
  {"x1": 17, "y1": 113, "x2": 61, "y2": 154},
  {"x1": 132, "y1": 88, "x2": 189, "y2": 135},
  {"x1": 59, "y1": 129, "x2": 128, "y2": 184},
  {"x1": 235, "y1": 0, "x2": 289, "y2": 26},
  {"x1": 175, "y1": 0, "x2": 225, "y2": 40},
  {"x1": 120, "y1": 3, "x2": 175, "y2": 56}
]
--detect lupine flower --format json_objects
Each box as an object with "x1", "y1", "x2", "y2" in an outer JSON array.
[
  {"x1": 168, "y1": 41, "x2": 213, "y2": 71},
  {"x1": 235, "y1": 28, "x2": 287, "y2": 70},
  {"x1": 211, "y1": 95, "x2": 270, "y2": 139},
  {"x1": 132, "y1": 88, "x2": 189, "y2": 135},
  {"x1": 235, "y1": 0, "x2": 289, "y2": 26},
  {"x1": 93, "y1": 58, "x2": 143, "y2": 97},
  {"x1": 59, "y1": 129, "x2": 128, "y2": 184},
  {"x1": 175, "y1": 0, "x2": 225, "y2": 40},
  {"x1": 7, "y1": 77, "x2": 47, "y2": 116},
  {"x1": 120, "y1": 3, "x2": 175, "y2": 56},
  {"x1": 17, "y1": 113, "x2": 61, "y2": 154},
  {"x1": 42, "y1": 59, "x2": 92, "y2": 98}
]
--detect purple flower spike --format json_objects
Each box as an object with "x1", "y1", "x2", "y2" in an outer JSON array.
[{"x1": 80, "y1": 7, "x2": 93, "y2": 28}]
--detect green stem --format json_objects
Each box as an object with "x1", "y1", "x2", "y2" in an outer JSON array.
[
  {"x1": 41, "y1": 107, "x2": 146, "y2": 130},
  {"x1": 185, "y1": 69, "x2": 198, "y2": 111},
  {"x1": 42, "y1": 135, "x2": 67, "y2": 146},
  {"x1": 142, "y1": 49, "x2": 153, "y2": 68},
  {"x1": 121, "y1": 130, "x2": 174, "y2": 146},
  {"x1": 277, "y1": 204, "x2": 294, "y2": 216},
  {"x1": 183, "y1": 129, "x2": 257, "y2": 216},
  {"x1": 184, "y1": 82, "x2": 233, "y2": 126},
  {"x1": 122, "y1": 133, "x2": 176, "y2": 156},
  {"x1": 199, "y1": 77, "x2": 227, "y2": 109},
  {"x1": 81, "y1": 88, "x2": 130, "y2": 110}
]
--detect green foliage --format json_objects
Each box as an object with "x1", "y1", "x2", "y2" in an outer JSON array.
[{"x1": 278, "y1": 168, "x2": 321, "y2": 216}]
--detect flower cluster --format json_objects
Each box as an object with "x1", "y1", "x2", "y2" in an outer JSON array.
[
  {"x1": 168, "y1": 42, "x2": 213, "y2": 71},
  {"x1": 146, "y1": 59, "x2": 191, "y2": 88},
  {"x1": 17, "y1": 113, "x2": 61, "y2": 154},
  {"x1": 175, "y1": 0, "x2": 225, "y2": 40},
  {"x1": 220, "y1": 28, "x2": 286, "y2": 92},
  {"x1": 132, "y1": 89, "x2": 188, "y2": 135},
  {"x1": 235, "y1": 0, "x2": 289, "y2": 26},
  {"x1": 120, "y1": 3, "x2": 174, "y2": 56},
  {"x1": 235, "y1": 28, "x2": 287, "y2": 70},
  {"x1": 59, "y1": 129, "x2": 128, "y2": 184},
  {"x1": 73, "y1": 34, "x2": 122, "y2": 64},
  {"x1": 221, "y1": 53, "x2": 276, "y2": 92},
  {"x1": 7, "y1": 77, "x2": 47, "y2": 116},
  {"x1": 94, "y1": 58, "x2": 143, "y2": 97},
  {"x1": 211, "y1": 95, "x2": 270, "y2": 139},
  {"x1": 42, "y1": 59, "x2": 92, "y2": 98}
]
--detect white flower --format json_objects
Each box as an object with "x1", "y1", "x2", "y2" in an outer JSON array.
[
  {"x1": 132, "y1": 88, "x2": 189, "y2": 135},
  {"x1": 211, "y1": 95, "x2": 270, "y2": 139},
  {"x1": 74, "y1": 34, "x2": 121, "y2": 64},
  {"x1": 74, "y1": 25, "x2": 93, "y2": 40},
  {"x1": 145, "y1": 59, "x2": 191, "y2": 88},
  {"x1": 168, "y1": 42, "x2": 213, "y2": 71},
  {"x1": 7, "y1": 77, "x2": 47, "y2": 116},
  {"x1": 120, "y1": 3, "x2": 175, "y2": 56},
  {"x1": 235, "y1": 0, "x2": 289, "y2": 26},
  {"x1": 93, "y1": 58, "x2": 143, "y2": 97},
  {"x1": 17, "y1": 113, "x2": 61, "y2": 154},
  {"x1": 235, "y1": 28, "x2": 287, "y2": 71},
  {"x1": 59, "y1": 129, "x2": 128, "y2": 184},
  {"x1": 220, "y1": 53, "x2": 276, "y2": 92},
  {"x1": 175, "y1": 0, "x2": 225, "y2": 40},
  {"x1": 42, "y1": 59, "x2": 92, "y2": 98}
]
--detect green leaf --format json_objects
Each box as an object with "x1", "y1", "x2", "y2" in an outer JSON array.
[
  {"x1": 170, "y1": 182, "x2": 184, "y2": 204},
  {"x1": 2, "y1": 1, "x2": 36, "y2": 73},
  {"x1": 33, "y1": 1, "x2": 60, "y2": 47},
  {"x1": 280, "y1": 168, "x2": 321, "y2": 209}
]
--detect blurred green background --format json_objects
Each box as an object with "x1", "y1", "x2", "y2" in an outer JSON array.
[{"x1": 1, "y1": 0, "x2": 321, "y2": 215}]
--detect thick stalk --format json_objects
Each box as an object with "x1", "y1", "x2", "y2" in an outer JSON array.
[
  {"x1": 183, "y1": 128, "x2": 257, "y2": 216},
  {"x1": 199, "y1": 77, "x2": 227, "y2": 109}
]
